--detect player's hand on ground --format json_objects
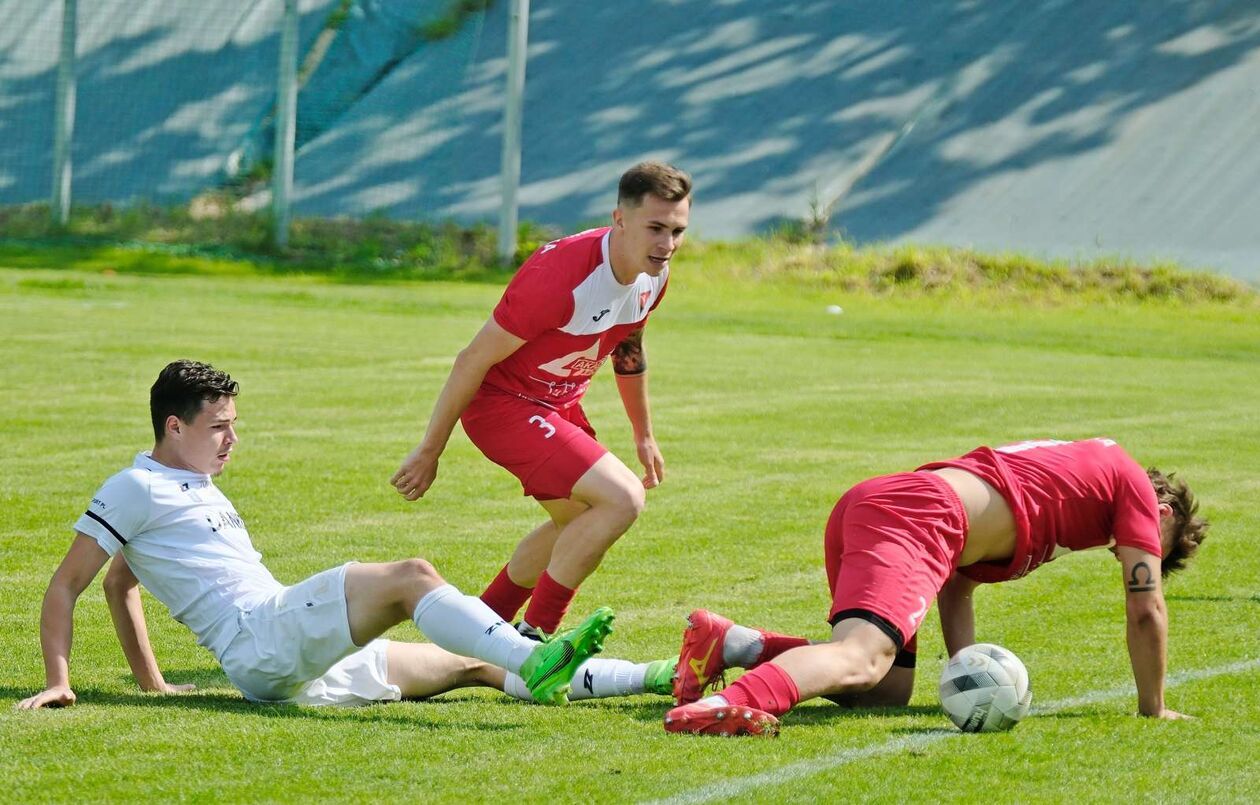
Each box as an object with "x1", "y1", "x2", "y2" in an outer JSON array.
[
  {"x1": 636, "y1": 436, "x2": 665, "y2": 489},
  {"x1": 391, "y1": 445, "x2": 439, "y2": 500},
  {"x1": 17, "y1": 686, "x2": 76, "y2": 710},
  {"x1": 157, "y1": 682, "x2": 196, "y2": 695},
  {"x1": 1146, "y1": 708, "x2": 1194, "y2": 720}
]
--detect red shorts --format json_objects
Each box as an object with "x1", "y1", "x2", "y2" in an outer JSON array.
[
  {"x1": 824, "y1": 471, "x2": 968, "y2": 652},
  {"x1": 461, "y1": 389, "x2": 609, "y2": 501}
]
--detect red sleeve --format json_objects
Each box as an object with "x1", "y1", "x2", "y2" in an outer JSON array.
[
  {"x1": 1111, "y1": 460, "x2": 1163, "y2": 555},
  {"x1": 492, "y1": 255, "x2": 575, "y2": 341}
]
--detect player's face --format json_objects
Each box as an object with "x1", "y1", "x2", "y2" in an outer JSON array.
[
  {"x1": 612, "y1": 194, "x2": 690, "y2": 279},
  {"x1": 166, "y1": 396, "x2": 239, "y2": 476}
]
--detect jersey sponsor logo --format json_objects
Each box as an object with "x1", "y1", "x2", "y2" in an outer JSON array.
[
  {"x1": 91, "y1": 497, "x2": 107, "y2": 511},
  {"x1": 592, "y1": 308, "x2": 611, "y2": 322},
  {"x1": 537, "y1": 340, "x2": 606, "y2": 378},
  {"x1": 205, "y1": 510, "x2": 245, "y2": 533}
]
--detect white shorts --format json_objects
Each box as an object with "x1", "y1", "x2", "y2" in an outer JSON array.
[{"x1": 219, "y1": 563, "x2": 402, "y2": 706}]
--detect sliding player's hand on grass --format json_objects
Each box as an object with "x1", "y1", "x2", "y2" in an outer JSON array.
[
  {"x1": 17, "y1": 685, "x2": 76, "y2": 710},
  {"x1": 1145, "y1": 708, "x2": 1194, "y2": 720}
]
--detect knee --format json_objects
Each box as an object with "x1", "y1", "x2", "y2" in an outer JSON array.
[
  {"x1": 820, "y1": 643, "x2": 897, "y2": 692},
  {"x1": 395, "y1": 558, "x2": 442, "y2": 589},
  {"x1": 604, "y1": 479, "x2": 646, "y2": 523}
]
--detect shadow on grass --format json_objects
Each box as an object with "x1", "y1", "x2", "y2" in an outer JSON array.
[
  {"x1": 1165, "y1": 594, "x2": 1260, "y2": 604},
  {"x1": 2, "y1": 680, "x2": 527, "y2": 732},
  {"x1": 785, "y1": 703, "x2": 944, "y2": 727},
  {"x1": 581, "y1": 697, "x2": 944, "y2": 727}
]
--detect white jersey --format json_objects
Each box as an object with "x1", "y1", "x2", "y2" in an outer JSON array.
[{"x1": 74, "y1": 452, "x2": 282, "y2": 659}]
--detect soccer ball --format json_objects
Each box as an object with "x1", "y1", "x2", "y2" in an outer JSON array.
[{"x1": 938, "y1": 643, "x2": 1032, "y2": 732}]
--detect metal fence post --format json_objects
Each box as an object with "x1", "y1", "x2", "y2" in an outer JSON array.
[
  {"x1": 498, "y1": 0, "x2": 530, "y2": 265},
  {"x1": 273, "y1": 0, "x2": 299, "y2": 249},
  {"x1": 51, "y1": 0, "x2": 78, "y2": 225}
]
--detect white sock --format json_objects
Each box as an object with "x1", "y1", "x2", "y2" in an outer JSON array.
[
  {"x1": 722, "y1": 624, "x2": 764, "y2": 667},
  {"x1": 698, "y1": 694, "x2": 729, "y2": 707},
  {"x1": 502, "y1": 658, "x2": 647, "y2": 701},
  {"x1": 411, "y1": 584, "x2": 537, "y2": 674}
]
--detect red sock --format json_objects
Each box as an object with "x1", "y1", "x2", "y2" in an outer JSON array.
[
  {"x1": 718, "y1": 663, "x2": 800, "y2": 717},
  {"x1": 521, "y1": 571, "x2": 575, "y2": 634},
  {"x1": 480, "y1": 564, "x2": 533, "y2": 621},
  {"x1": 753, "y1": 630, "x2": 811, "y2": 666}
]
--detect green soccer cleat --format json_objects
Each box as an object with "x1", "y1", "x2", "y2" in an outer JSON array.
[
  {"x1": 644, "y1": 656, "x2": 680, "y2": 696},
  {"x1": 520, "y1": 607, "x2": 615, "y2": 705}
]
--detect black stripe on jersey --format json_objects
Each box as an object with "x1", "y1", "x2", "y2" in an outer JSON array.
[{"x1": 84, "y1": 510, "x2": 127, "y2": 545}]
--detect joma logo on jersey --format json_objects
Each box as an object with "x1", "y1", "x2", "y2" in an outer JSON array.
[{"x1": 538, "y1": 342, "x2": 605, "y2": 378}]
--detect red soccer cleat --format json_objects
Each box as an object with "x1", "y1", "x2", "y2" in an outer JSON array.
[
  {"x1": 673, "y1": 609, "x2": 735, "y2": 705},
  {"x1": 663, "y1": 702, "x2": 780, "y2": 737}
]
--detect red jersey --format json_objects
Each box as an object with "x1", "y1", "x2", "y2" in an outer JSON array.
[
  {"x1": 918, "y1": 438, "x2": 1163, "y2": 583},
  {"x1": 485, "y1": 227, "x2": 668, "y2": 410}
]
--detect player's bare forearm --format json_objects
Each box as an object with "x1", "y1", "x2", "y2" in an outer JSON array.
[
  {"x1": 937, "y1": 573, "x2": 977, "y2": 657},
  {"x1": 104, "y1": 556, "x2": 168, "y2": 691},
  {"x1": 1126, "y1": 588, "x2": 1169, "y2": 716},
  {"x1": 38, "y1": 582, "x2": 77, "y2": 690},
  {"x1": 615, "y1": 371, "x2": 665, "y2": 487},
  {"x1": 19, "y1": 536, "x2": 111, "y2": 709},
  {"x1": 393, "y1": 319, "x2": 525, "y2": 498},
  {"x1": 1117, "y1": 547, "x2": 1170, "y2": 716},
  {"x1": 42, "y1": 537, "x2": 109, "y2": 686},
  {"x1": 615, "y1": 370, "x2": 653, "y2": 440},
  {"x1": 419, "y1": 351, "x2": 494, "y2": 453}
]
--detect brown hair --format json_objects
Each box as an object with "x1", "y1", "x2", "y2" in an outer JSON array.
[
  {"x1": 150, "y1": 360, "x2": 239, "y2": 441},
  {"x1": 1148, "y1": 467, "x2": 1208, "y2": 578},
  {"x1": 617, "y1": 161, "x2": 692, "y2": 207}
]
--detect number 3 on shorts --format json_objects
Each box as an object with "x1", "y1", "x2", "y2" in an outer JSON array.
[{"x1": 528, "y1": 414, "x2": 556, "y2": 439}]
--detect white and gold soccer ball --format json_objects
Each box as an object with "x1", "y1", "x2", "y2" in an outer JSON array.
[{"x1": 939, "y1": 643, "x2": 1032, "y2": 732}]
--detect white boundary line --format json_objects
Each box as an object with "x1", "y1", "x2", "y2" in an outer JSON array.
[{"x1": 644, "y1": 657, "x2": 1260, "y2": 805}]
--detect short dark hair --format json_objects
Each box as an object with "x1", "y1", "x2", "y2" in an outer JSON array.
[
  {"x1": 150, "y1": 360, "x2": 239, "y2": 442},
  {"x1": 1148, "y1": 467, "x2": 1208, "y2": 578},
  {"x1": 617, "y1": 161, "x2": 692, "y2": 207}
]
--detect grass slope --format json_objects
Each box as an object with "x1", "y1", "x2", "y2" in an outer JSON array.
[{"x1": 1, "y1": 262, "x2": 1257, "y2": 803}]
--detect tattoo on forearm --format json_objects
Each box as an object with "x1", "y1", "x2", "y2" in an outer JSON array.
[
  {"x1": 612, "y1": 328, "x2": 647, "y2": 376},
  {"x1": 1127, "y1": 561, "x2": 1156, "y2": 593}
]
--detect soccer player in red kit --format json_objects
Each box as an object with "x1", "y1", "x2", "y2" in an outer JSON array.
[
  {"x1": 391, "y1": 162, "x2": 691, "y2": 638},
  {"x1": 665, "y1": 438, "x2": 1209, "y2": 736}
]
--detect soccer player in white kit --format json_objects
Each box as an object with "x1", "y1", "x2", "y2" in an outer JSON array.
[{"x1": 19, "y1": 361, "x2": 674, "y2": 710}]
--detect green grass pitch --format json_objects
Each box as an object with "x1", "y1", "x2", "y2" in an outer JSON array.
[{"x1": 1, "y1": 263, "x2": 1257, "y2": 802}]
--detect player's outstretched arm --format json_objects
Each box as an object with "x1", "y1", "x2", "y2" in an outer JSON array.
[
  {"x1": 612, "y1": 328, "x2": 663, "y2": 488},
  {"x1": 937, "y1": 572, "x2": 978, "y2": 658},
  {"x1": 392, "y1": 318, "x2": 525, "y2": 500},
  {"x1": 1116, "y1": 546, "x2": 1188, "y2": 719},
  {"x1": 102, "y1": 554, "x2": 194, "y2": 695},
  {"x1": 17, "y1": 534, "x2": 110, "y2": 710}
]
